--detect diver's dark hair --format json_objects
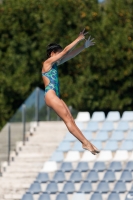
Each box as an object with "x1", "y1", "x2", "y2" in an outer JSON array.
[{"x1": 46, "y1": 43, "x2": 63, "y2": 58}]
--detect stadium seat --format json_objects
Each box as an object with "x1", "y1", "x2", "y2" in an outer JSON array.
[
  {"x1": 50, "y1": 151, "x2": 64, "y2": 162},
  {"x1": 42, "y1": 161, "x2": 57, "y2": 172},
  {"x1": 103, "y1": 170, "x2": 116, "y2": 182},
  {"x1": 64, "y1": 132, "x2": 76, "y2": 142},
  {"x1": 60, "y1": 162, "x2": 73, "y2": 172},
  {"x1": 36, "y1": 172, "x2": 49, "y2": 183},
  {"x1": 69, "y1": 170, "x2": 82, "y2": 182},
  {"x1": 38, "y1": 192, "x2": 51, "y2": 200},
  {"x1": 72, "y1": 193, "x2": 86, "y2": 200},
  {"x1": 97, "y1": 151, "x2": 112, "y2": 161},
  {"x1": 46, "y1": 181, "x2": 58, "y2": 194},
  {"x1": 120, "y1": 170, "x2": 132, "y2": 182},
  {"x1": 126, "y1": 130, "x2": 133, "y2": 140},
  {"x1": 130, "y1": 184, "x2": 133, "y2": 192},
  {"x1": 91, "y1": 111, "x2": 105, "y2": 121},
  {"x1": 121, "y1": 111, "x2": 133, "y2": 121},
  {"x1": 76, "y1": 162, "x2": 89, "y2": 172},
  {"x1": 113, "y1": 180, "x2": 126, "y2": 193},
  {"x1": 131, "y1": 184, "x2": 133, "y2": 192},
  {"x1": 120, "y1": 140, "x2": 133, "y2": 151},
  {"x1": 86, "y1": 170, "x2": 99, "y2": 182},
  {"x1": 129, "y1": 152, "x2": 133, "y2": 160},
  {"x1": 116, "y1": 121, "x2": 129, "y2": 131},
  {"x1": 109, "y1": 161, "x2": 122, "y2": 171},
  {"x1": 81, "y1": 151, "x2": 96, "y2": 161},
  {"x1": 75, "y1": 121, "x2": 84, "y2": 130},
  {"x1": 91, "y1": 140, "x2": 102, "y2": 150},
  {"x1": 82, "y1": 131, "x2": 92, "y2": 140},
  {"x1": 100, "y1": 121, "x2": 114, "y2": 131},
  {"x1": 107, "y1": 192, "x2": 120, "y2": 200},
  {"x1": 53, "y1": 170, "x2": 66, "y2": 183},
  {"x1": 113, "y1": 150, "x2": 129, "y2": 161},
  {"x1": 97, "y1": 180, "x2": 110, "y2": 193},
  {"x1": 106, "y1": 111, "x2": 120, "y2": 121},
  {"x1": 21, "y1": 192, "x2": 33, "y2": 200},
  {"x1": 63, "y1": 181, "x2": 75, "y2": 193},
  {"x1": 104, "y1": 141, "x2": 118, "y2": 151},
  {"x1": 86, "y1": 121, "x2": 98, "y2": 132},
  {"x1": 28, "y1": 181, "x2": 41, "y2": 194},
  {"x1": 93, "y1": 161, "x2": 106, "y2": 172},
  {"x1": 125, "y1": 192, "x2": 133, "y2": 200},
  {"x1": 125, "y1": 161, "x2": 133, "y2": 171},
  {"x1": 110, "y1": 131, "x2": 124, "y2": 141},
  {"x1": 75, "y1": 112, "x2": 90, "y2": 122},
  {"x1": 57, "y1": 141, "x2": 71, "y2": 152},
  {"x1": 72, "y1": 141, "x2": 84, "y2": 152},
  {"x1": 95, "y1": 131, "x2": 108, "y2": 141},
  {"x1": 65, "y1": 151, "x2": 80, "y2": 161},
  {"x1": 90, "y1": 192, "x2": 103, "y2": 200},
  {"x1": 56, "y1": 192, "x2": 68, "y2": 200},
  {"x1": 79, "y1": 181, "x2": 92, "y2": 193}
]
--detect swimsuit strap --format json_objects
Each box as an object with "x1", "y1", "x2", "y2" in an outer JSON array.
[{"x1": 42, "y1": 63, "x2": 56, "y2": 76}]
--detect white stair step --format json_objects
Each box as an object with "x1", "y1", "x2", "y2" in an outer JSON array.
[
  {"x1": 4, "y1": 193, "x2": 23, "y2": 200},
  {"x1": 6, "y1": 168, "x2": 41, "y2": 173},
  {"x1": 0, "y1": 121, "x2": 67, "y2": 198},
  {"x1": 2, "y1": 171, "x2": 39, "y2": 178}
]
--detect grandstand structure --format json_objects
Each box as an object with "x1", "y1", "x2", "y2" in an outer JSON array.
[{"x1": 0, "y1": 108, "x2": 133, "y2": 200}]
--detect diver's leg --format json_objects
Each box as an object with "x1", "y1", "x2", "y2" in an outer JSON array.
[
  {"x1": 61, "y1": 99, "x2": 99, "y2": 154},
  {"x1": 61, "y1": 99, "x2": 75, "y2": 123},
  {"x1": 45, "y1": 90, "x2": 100, "y2": 154}
]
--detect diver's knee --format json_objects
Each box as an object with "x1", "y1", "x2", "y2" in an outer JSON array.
[{"x1": 65, "y1": 117, "x2": 74, "y2": 126}]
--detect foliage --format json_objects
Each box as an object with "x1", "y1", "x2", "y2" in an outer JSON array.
[{"x1": 0, "y1": 0, "x2": 133, "y2": 129}]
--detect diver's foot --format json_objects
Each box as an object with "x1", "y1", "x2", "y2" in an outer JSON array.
[{"x1": 82, "y1": 140, "x2": 100, "y2": 155}]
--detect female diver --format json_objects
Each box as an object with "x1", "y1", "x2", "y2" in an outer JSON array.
[{"x1": 42, "y1": 29, "x2": 100, "y2": 155}]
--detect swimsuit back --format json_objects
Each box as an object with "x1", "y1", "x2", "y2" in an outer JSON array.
[{"x1": 42, "y1": 63, "x2": 60, "y2": 98}]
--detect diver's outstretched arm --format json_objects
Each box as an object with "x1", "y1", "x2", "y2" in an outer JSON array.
[
  {"x1": 58, "y1": 35, "x2": 95, "y2": 65},
  {"x1": 44, "y1": 29, "x2": 88, "y2": 68}
]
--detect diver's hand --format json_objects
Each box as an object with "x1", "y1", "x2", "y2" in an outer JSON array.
[
  {"x1": 78, "y1": 28, "x2": 88, "y2": 41},
  {"x1": 84, "y1": 36, "x2": 95, "y2": 48}
]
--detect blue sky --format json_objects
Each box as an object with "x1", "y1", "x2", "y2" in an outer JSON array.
[{"x1": 98, "y1": 0, "x2": 104, "y2": 2}]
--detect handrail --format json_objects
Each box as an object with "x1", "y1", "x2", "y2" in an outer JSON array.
[
  {"x1": 0, "y1": 87, "x2": 78, "y2": 175},
  {"x1": 0, "y1": 87, "x2": 59, "y2": 174}
]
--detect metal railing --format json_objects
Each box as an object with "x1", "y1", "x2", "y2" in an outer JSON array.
[{"x1": 0, "y1": 87, "x2": 78, "y2": 174}]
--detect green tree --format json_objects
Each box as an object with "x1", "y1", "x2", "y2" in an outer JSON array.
[
  {"x1": 0, "y1": 0, "x2": 99, "y2": 128},
  {"x1": 0, "y1": 0, "x2": 133, "y2": 129},
  {"x1": 61, "y1": 0, "x2": 133, "y2": 114}
]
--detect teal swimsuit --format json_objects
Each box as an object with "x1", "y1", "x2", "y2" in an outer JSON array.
[{"x1": 42, "y1": 63, "x2": 60, "y2": 98}]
